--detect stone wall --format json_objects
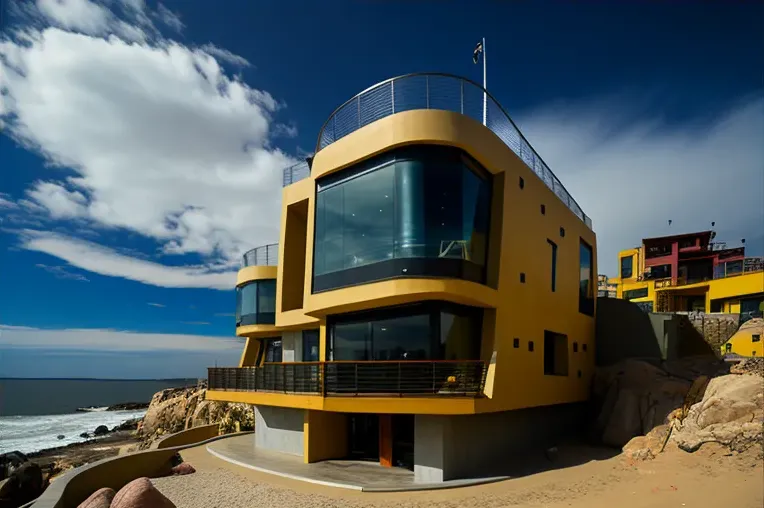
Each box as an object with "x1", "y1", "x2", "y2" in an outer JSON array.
[{"x1": 674, "y1": 312, "x2": 740, "y2": 351}]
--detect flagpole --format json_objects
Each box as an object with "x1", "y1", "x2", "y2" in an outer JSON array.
[{"x1": 482, "y1": 37, "x2": 487, "y2": 126}]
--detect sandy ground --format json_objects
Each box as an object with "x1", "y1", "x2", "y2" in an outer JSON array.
[{"x1": 152, "y1": 442, "x2": 764, "y2": 508}]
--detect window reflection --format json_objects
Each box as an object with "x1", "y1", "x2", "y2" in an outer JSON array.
[
  {"x1": 328, "y1": 303, "x2": 481, "y2": 361},
  {"x1": 236, "y1": 279, "x2": 276, "y2": 326},
  {"x1": 314, "y1": 146, "x2": 491, "y2": 292},
  {"x1": 579, "y1": 240, "x2": 594, "y2": 316}
]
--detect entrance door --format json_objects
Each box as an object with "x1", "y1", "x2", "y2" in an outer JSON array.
[
  {"x1": 347, "y1": 414, "x2": 379, "y2": 462},
  {"x1": 392, "y1": 414, "x2": 415, "y2": 470}
]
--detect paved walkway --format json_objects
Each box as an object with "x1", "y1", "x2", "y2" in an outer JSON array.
[{"x1": 204, "y1": 433, "x2": 507, "y2": 491}]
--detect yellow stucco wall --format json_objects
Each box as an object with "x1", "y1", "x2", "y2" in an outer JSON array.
[
  {"x1": 267, "y1": 108, "x2": 597, "y2": 415},
  {"x1": 721, "y1": 320, "x2": 764, "y2": 357},
  {"x1": 303, "y1": 410, "x2": 348, "y2": 463},
  {"x1": 237, "y1": 265, "x2": 277, "y2": 286}
]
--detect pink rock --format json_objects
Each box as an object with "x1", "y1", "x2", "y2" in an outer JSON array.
[
  {"x1": 111, "y1": 477, "x2": 175, "y2": 508},
  {"x1": 76, "y1": 487, "x2": 115, "y2": 508},
  {"x1": 170, "y1": 463, "x2": 196, "y2": 475}
]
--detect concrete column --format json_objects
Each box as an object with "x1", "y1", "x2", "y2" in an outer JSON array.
[
  {"x1": 254, "y1": 405, "x2": 305, "y2": 457},
  {"x1": 414, "y1": 415, "x2": 447, "y2": 483}
]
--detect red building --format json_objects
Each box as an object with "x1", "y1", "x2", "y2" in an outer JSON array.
[{"x1": 642, "y1": 230, "x2": 746, "y2": 285}]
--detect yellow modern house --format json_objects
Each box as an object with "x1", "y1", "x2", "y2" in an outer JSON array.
[
  {"x1": 207, "y1": 73, "x2": 597, "y2": 482},
  {"x1": 610, "y1": 230, "x2": 764, "y2": 315},
  {"x1": 721, "y1": 319, "x2": 764, "y2": 357}
]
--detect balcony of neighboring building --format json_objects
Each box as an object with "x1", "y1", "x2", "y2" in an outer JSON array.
[{"x1": 280, "y1": 73, "x2": 591, "y2": 230}]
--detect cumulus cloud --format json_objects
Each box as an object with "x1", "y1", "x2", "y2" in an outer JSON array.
[
  {"x1": 21, "y1": 230, "x2": 236, "y2": 289},
  {"x1": 517, "y1": 95, "x2": 764, "y2": 275},
  {"x1": 0, "y1": 0, "x2": 295, "y2": 289}
]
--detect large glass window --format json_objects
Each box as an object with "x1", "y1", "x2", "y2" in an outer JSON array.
[
  {"x1": 624, "y1": 287, "x2": 649, "y2": 300},
  {"x1": 579, "y1": 240, "x2": 594, "y2": 316},
  {"x1": 328, "y1": 302, "x2": 482, "y2": 361},
  {"x1": 236, "y1": 279, "x2": 276, "y2": 326},
  {"x1": 302, "y1": 330, "x2": 320, "y2": 362},
  {"x1": 313, "y1": 146, "x2": 491, "y2": 292},
  {"x1": 621, "y1": 256, "x2": 633, "y2": 279}
]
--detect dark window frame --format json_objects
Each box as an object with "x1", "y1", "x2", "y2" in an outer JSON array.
[
  {"x1": 236, "y1": 279, "x2": 277, "y2": 326},
  {"x1": 621, "y1": 256, "x2": 633, "y2": 279},
  {"x1": 624, "y1": 287, "x2": 649, "y2": 300},
  {"x1": 548, "y1": 239, "x2": 558, "y2": 292},
  {"x1": 543, "y1": 330, "x2": 569, "y2": 376},
  {"x1": 312, "y1": 145, "x2": 493, "y2": 293},
  {"x1": 579, "y1": 239, "x2": 595, "y2": 316},
  {"x1": 326, "y1": 301, "x2": 483, "y2": 362}
]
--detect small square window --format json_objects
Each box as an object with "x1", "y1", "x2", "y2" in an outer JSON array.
[
  {"x1": 519, "y1": 176, "x2": 524, "y2": 189},
  {"x1": 513, "y1": 338, "x2": 520, "y2": 348},
  {"x1": 520, "y1": 273, "x2": 526, "y2": 283},
  {"x1": 573, "y1": 342, "x2": 578, "y2": 353},
  {"x1": 540, "y1": 204, "x2": 546, "y2": 215},
  {"x1": 753, "y1": 334, "x2": 761, "y2": 343},
  {"x1": 528, "y1": 340, "x2": 534, "y2": 352},
  {"x1": 583, "y1": 343, "x2": 588, "y2": 352},
  {"x1": 560, "y1": 227, "x2": 565, "y2": 237}
]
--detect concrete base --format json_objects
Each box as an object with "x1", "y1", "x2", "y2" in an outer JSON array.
[
  {"x1": 414, "y1": 403, "x2": 586, "y2": 482},
  {"x1": 254, "y1": 405, "x2": 305, "y2": 458}
]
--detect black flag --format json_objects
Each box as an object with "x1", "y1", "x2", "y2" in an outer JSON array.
[{"x1": 473, "y1": 41, "x2": 483, "y2": 64}]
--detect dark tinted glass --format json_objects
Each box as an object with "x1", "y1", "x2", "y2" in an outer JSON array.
[
  {"x1": 313, "y1": 146, "x2": 491, "y2": 291},
  {"x1": 235, "y1": 279, "x2": 276, "y2": 326}
]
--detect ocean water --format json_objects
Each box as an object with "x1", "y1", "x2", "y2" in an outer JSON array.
[
  {"x1": 0, "y1": 409, "x2": 148, "y2": 454},
  {"x1": 0, "y1": 378, "x2": 198, "y2": 454}
]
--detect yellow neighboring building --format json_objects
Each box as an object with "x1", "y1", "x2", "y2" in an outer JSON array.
[
  {"x1": 207, "y1": 73, "x2": 597, "y2": 482},
  {"x1": 721, "y1": 319, "x2": 764, "y2": 357},
  {"x1": 610, "y1": 231, "x2": 764, "y2": 315}
]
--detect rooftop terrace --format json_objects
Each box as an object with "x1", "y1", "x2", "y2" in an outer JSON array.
[{"x1": 281, "y1": 72, "x2": 592, "y2": 229}]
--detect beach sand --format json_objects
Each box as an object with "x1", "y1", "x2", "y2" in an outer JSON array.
[{"x1": 152, "y1": 441, "x2": 763, "y2": 508}]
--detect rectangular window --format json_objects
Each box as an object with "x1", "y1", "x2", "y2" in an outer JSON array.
[
  {"x1": 753, "y1": 334, "x2": 761, "y2": 343},
  {"x1": 579, "y1": 240, "x2": 594, "y2": 316},
  {"x1": 264, "y1": 339, "x2": 282, "y2": 363},
  {"x1": 620, "y1": 256, "x2": 633, "y2": 279},
  {"x1": 646, "y1": 264, "x2": 672, "y2": 280},
  {"x1": 624, "y1": 287, "x2": 649, "y2": 300},
  {"x1": 548, "y1": 239, "x2": 557, "y2": 292},
  {"x1": 302, "y1": 330, "x2": 320, "y2": 361},
  {"x1": 544, "y1": 331, "x2": 569, "y2": 376}
]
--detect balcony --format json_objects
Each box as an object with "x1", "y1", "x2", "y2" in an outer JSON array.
[
  {"x1": 208, "y1": 360, "x2": 487, "y2": 397},
  {"x1": 282, "y1": 73, "x2": 591, "y2": 230},
  {"x1": 241, "y1": 243, "x2": 279, "y2": 268}
]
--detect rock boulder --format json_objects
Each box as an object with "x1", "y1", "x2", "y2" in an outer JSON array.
[
  {"x1": 673, "y1": 373, "x2": 764, "y2": 454},
  {"x1": 93, "y1": 425, "x2": 110, "y2": 436},
  {"x1": 0, "y1": 463, "x2": 45, "y2": 508}
]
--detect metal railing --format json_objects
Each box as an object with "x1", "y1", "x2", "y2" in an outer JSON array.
[
  {"x1": 283, "y1": 160, "x2": 310, "y2": 187},
  {"x1": 310, "y1": 73, "x2": 591, "y2": 229},
  {"x1": 208, "y1": 360, "x2": 487, "y2": 397},
  {"x1": 241, "y1": 243, "x2": 279, "y2": 268}
]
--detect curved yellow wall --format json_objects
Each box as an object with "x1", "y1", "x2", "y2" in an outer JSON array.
[{"x1": 237, "y1": 265, "x2": 277, "y2": 286}]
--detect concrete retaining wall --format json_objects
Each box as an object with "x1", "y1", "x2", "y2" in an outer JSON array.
[
  {"x1": 414, "y1": 403, "x2": 586, "y2": 482},
  {"x1": 254, "y1": 405, "x2": 305, "y2": 457},
  {"x1": 151, "y1": 423, "x2": 219, "y2": 449}
]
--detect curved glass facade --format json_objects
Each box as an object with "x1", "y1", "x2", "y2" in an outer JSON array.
[
  {"x1": 313, "y1": 145, "x2": 492, "y2": 292},
  {"x1": 236, "y1": 279, "x2": 276, "y2": 326}
]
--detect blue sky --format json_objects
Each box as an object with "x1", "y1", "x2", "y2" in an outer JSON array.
[{"x1": 1, "y1": 0, "x2": 762, "y2": 379}]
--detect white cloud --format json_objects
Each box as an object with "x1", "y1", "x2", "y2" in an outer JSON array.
[
  {"x1": 21, "y1": 230, "x2": 236, "y2": 289},
  {"x1": 0, "y1": 194, "x2": 18, "y2": 209},
  {"x1": 517, "y1": 96, "x2": 764, "y2": 276},
  {"x1": 156, "y1": 3, "x2": 184, "y2": 33},
  {"x1": 147, "y1": 302, "x2": 166, "y2": 308},
  {"x1": 35, "y1": 263, "x2": 90, "y2": 281},
  {"x1": 181, "y1": 321, "x2": 211, "y2": 325},
  {"x1": 0, "y1": 324, "x2": 242, "y2": 352},
  {"x1": 199, "y1": 43, "x2": 250, "y2": 68},
  {"x1": 1, "y1": 1, "x2": 295, "y2": 288}
]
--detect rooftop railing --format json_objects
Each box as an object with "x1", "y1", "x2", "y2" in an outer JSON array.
[
  {"x1": 283, "y1": 160, "x2": 310, "y2": 187},
  {"x1": 241, "y1": 243, "x2": 279, "y2": 268},
  {"x1": 302, "y1": 72, "x2": 591, "y2": 229},
  {"x1": 208, "y1": 360, "x2": 487, "y2": 397}
]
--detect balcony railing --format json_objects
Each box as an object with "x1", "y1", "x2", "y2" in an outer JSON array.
[
  {"x1": 283, "y1": 160, "x2": 310, "y2": 187},
  {"x1": 208, "y1": 360, "x2": 487, "y2": 397},
  {"x1": 304, "y1": 72, "x2": 591, "y2": 229},
  {"x1": 651, "y1": 257, "x2": 764, "y2": 289},
  {"x1": 241, "y1": 243, "x2": 279, "y2": 268}
]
